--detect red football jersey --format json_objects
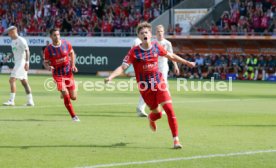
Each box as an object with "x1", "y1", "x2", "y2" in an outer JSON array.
[
  {"x1": 44, "y1": 40, "x2": 73, "y2": 76},
  {"x1": 123, "y1": 42, "x2": 168, "y2": 87}
]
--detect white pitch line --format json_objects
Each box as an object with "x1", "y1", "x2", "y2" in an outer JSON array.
[
  {"x1": 78, "y1": 149, "x2": 276, "y2": 168},
  {"x1": 0, "y1": 98, "x2": 268, "y2": 110}
]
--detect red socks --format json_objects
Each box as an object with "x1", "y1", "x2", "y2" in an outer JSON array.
[
  {"x1": 149, "y1": 111, "x2": 162, "y2": 121},
  {"x1": 63, "y1": 94, "x2": 76, "y2": 118},
  {"x1": 162, "y1": 103, "x2": 178, "y2": 137}
]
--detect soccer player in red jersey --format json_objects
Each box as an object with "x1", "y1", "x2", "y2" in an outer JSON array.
[
  {"x1": 43, "y1": 28, "x2": 80, "y2": 122},
  {"x1": 105, "y1": 22, "x2": 195, "y2": 149}
]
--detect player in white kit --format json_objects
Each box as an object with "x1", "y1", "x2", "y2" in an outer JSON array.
[
  {"x1": 3, "y1": 26, "x2": 34, "y2": 106},
  {"x1": 124, "y1": 38, "x2": 141, "y2": 77},
  {"x1": 136, "y1": 25, "x2": 180, "y2": 117}
]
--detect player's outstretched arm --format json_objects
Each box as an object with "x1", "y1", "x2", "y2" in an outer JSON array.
[
  {"x1": 165, "y1": 53, "x2": 196, "y2": 68},
  {"x1": 104, "y1": 64, "x2": 128, "y2": 84}
]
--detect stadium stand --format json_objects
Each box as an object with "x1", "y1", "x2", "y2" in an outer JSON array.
[
  {"x1": 191, "y1": 0, "x2": 276, "y2": 35},
  {"x1": 170, "y1": 53, "x2": 276, "y2": 81},
  {"x1": 0, "y1": 0, "x2": 182, "y2": 36},
  {"x1": 169, "y1": 0, "x2": 276, "y2": 81}
]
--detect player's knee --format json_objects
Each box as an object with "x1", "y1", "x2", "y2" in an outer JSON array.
[
  {"x1": 70, "y1": 96, "x2": 77, "y2": 101},
  {"x1": 151, "y1": 106, "x2": 161, "y2": 113},
  {"x1": 160, "y1": 100, "x2": 172, "y2": 106},
  {"x1": 21, "y1": 81, "x2": 28, "y2": 86},
  {"x1": 152, "y1": 109, "x2": 158, "y2": 113},
  {"x1": 9, "y1": 78, "x2": 15, "y2": 83}
]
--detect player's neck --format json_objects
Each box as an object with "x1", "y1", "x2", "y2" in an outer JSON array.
[
  {"x1": 140, "y1": 42, "x2": 151, "y2": 50},
  {"x1": 157, "y1": 37, "x2": 164, "y2": 42},
  {"x1": 53, "y1": 40, "x2": 61, "y2": 47},
  {"x1": 11, "y1": 35, "x2": 18, "y2": 40}
]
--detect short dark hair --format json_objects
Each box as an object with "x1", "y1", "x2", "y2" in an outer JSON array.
[
  {"x1": 49, "y1": 28, "x2": 59, "y2": 35},
  {"x1": 136, "y1": 22, "x2": 152, "y2": 34}
]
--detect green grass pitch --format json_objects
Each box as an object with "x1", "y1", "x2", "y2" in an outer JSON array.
[{"x1": 0, "y1": 74, "x2": 275, "y2": 168}]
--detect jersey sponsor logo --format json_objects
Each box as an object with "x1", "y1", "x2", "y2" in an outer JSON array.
[
  {"x1": 143, "y1": 62, "x2": 157, "y2": 71},
  {"x1": 12, "y1": 46, "x2": 17, "y2": 52},
  {"x1": 56, "y1": 57, "x2": 66, "y2": 64}
]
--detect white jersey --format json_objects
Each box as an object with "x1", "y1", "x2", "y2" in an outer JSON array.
[
  {"x1": 10, "y1": 36, "x2": 29, "y2": 79},
  {"x1": 132, "y1": 38, "x2": 142, "y2": 48},
  {"x1": 11, "y1": 36, "x2": 28, "y2": 65},
  {"x1": 154, "y1": 39, "x2": 173, "y2": 72}
]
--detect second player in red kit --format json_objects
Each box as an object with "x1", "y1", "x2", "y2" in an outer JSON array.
[{"x1": 43, "y1": 28, "x2": 80, "y2": 122}]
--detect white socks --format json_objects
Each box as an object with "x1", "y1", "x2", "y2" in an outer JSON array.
[
  {"x1": 137, "y1": 95, "x2": 146, "y2": 111},
  {"x1": 10, "y1": 93, "x2": 16, "y2": 102},
  {"x1": 27, "y1": 93, "x2": 33, "y2": 102},
  {"x1": 8, "y1": 93, "x2": 34, "y2": 104},
  {"x1": 173, "y1": 136, "x2": 179, "y2": 141}
]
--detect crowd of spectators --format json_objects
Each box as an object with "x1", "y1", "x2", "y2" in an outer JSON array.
[
  {"x1": 194, "y1": 0, "x2": 276, "y2": 36},
  {"x1": 0, "y1": 0, "x2": 178, "y2": 36},
  {"x1": 1, "y1": 0, "x2": 275, "y2": 36},
  {"x1": 168, "y1": 53, "x2": 276, "y2": 80}
]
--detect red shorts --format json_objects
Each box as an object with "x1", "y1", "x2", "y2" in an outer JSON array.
[
  {"x1": 139, "y1": 82, "x2": 171, "y2": 110},
  {"x1": 53, "y1": 75, "x2": 76, "y2": 91}
]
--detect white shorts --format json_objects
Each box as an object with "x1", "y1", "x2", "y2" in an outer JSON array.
[
  {"x1": 11, "y1": 63, "x2": 28, "y2": 80},
  {"x1": 159, "y1": 67, "x2": 169, "y2": 84}
]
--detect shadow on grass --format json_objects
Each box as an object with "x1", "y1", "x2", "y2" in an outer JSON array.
[
  {"x1": 44, "y1": 113, "x2": 136, "y2": 118},
  {"x1": 79, "y1": 114, "x2": 136, "y2": 118},
  {"x1": 83, "y1": 111, "x2": 134, "y2": 114},
  {"x1": 0, "y1": 142, "x2": 163, "y2": 149}
]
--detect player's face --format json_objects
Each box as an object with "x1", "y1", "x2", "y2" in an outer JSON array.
[
  {"x1": 156, "y1": 27, "x2": 164, "y2": 40},
  {"x1": 50, "y1": 31, "x2": 61, "y2": 44},
  {"x1": 8, "y1": 29, "x2": 18, "y2": 40},
  {"x1": 138, "y1": 28, "x2": 152, "y2": 44}
]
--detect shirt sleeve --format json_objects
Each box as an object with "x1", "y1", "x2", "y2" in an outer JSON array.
[
  {"x1": 167, "y1": 41, "x2": 173, "y2": 54},
  {"x1": 131, "y1": 38, "x2": 141, "y2": 48},
  {"x1": 156, "y1": 43, "x2": 168, "y2": 57},
  {"x1": 43, "y1": 47, "x2": 49, "y2": 60},
  {"x1": 21, "y1": 38, "x2": 29, "y2": 50},
  {"x1": 122, "y1": 48, "x2": 135, "y2": 66},
  {"x1": 67, "y1": 41, "x2": 73, "y2": 53}
]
